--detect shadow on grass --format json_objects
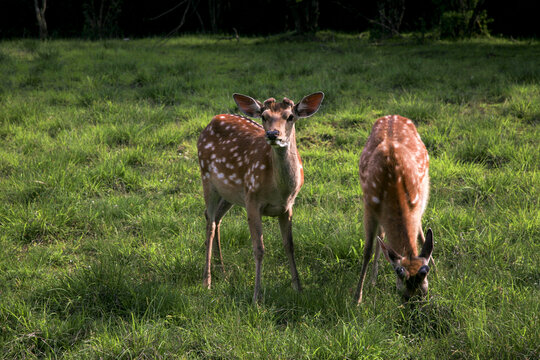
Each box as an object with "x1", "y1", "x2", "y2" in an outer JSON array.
[{"x1": 32, "y1": 255, "x2": 190, "y2": 321}]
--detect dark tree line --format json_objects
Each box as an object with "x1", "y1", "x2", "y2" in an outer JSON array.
[
  {"x1": 33, "y1": 0, "x2": 48, "y2": 39},
  {"x1": 2, "y1": 0, "x2": 538, "y2": 39}
]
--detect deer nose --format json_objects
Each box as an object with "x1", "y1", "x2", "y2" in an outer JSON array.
[{"x1": 265, "y1": 130, "x2": 280, "y2": 140}]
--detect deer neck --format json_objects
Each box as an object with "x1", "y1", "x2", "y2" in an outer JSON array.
[{"x1": 270, "y1": 130, "x2": 302, "y2": 196}]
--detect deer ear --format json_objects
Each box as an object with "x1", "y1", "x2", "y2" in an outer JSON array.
[
  {"x1": 294, "y1": 92, "x2": 324, "y2": 118},
  {"x1": 378, "y1": 237, "x2": 402, "y2": 265},
  {"x1": 233, "y1": 94, "x2": 263, "y2": 118},
  {"x1": 419, "y1": 228, "x2": 434, "y2": 260}
]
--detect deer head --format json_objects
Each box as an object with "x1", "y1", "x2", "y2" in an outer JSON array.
[
  {"x1": 379, "y1": 228, "x2": 433, "y2": 301},
  {"x1": 233, "y1": 92, "x2": 324, "y2": 148}
]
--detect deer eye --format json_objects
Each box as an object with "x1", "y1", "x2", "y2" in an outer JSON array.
[
  {"x1": 287, "y1": 114, "x2": 295, "y2": 122},
  {"x1": 395, "y1": 266, "x2": 406, "y2": 278},
  {"x1": 418, "y1": 265, "x2": 429, "y2": 277}
]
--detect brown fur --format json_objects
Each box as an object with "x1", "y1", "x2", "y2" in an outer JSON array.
[
  {"x1": 400, "y1": 258, "x2": 424, "y2": 276},
  {"x1": 355, "y1": 115, "x2": 433, "y2": 303},
  {"x1": 199, "y1": 92, "x2": 324, "y2": 303}
]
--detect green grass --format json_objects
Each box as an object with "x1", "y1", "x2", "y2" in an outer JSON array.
[{"x1": 0, "y1": 33, "x2": 538, "y2": 358}]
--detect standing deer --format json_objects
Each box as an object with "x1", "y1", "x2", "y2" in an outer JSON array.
[
  {"x1": 197, "y1": 92, "x2": 324, "y2": 302},
  {"x1": 354, "y1": 115, "x2": 434, "y2": 304}
]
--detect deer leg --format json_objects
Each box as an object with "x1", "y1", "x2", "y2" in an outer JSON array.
[
  {"x1": 278, "y1": 208, "x2": 302, "y2": 292},
  {"x1": 418, "y1": 228, "x2": 437, "y2": 272},
  {"x1": 214, "y1": 199, "x2": 233, "y2": 274},
  {"x1": 355, "y1": 211, "x2": 378, "y2": 304},
  {"x1": 370, "y1": 227, "x2": 385, "y2": 286},
  {"x1": 247, "y1": 201, "x2": 264, "y2": 303},
  {"x1": 202, "y1": 187, "x2": 221, "y2": 289},
  {"x1": 203, "y1": 209, "x2": 216, "y2": 289}
]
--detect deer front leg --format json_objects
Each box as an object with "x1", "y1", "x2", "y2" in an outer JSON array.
[
  {"x1": 370, "y1": 227, "x2": 384, "y2": 286},
  {"x1": 247, "y1": 201, "x2": 264, "y2": 303},
  {"x1": 354, "y1": 211, "x2": 378, "y2": 304},
  {"x1": 278, "y1": 208, "x2": 302, "y2": 292}
]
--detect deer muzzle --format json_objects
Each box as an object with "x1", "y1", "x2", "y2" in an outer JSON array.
[{"x1": 265, "y1": 130, "x2": 287, "y2": 147}]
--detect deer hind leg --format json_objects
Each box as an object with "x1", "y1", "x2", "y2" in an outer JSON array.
[
  {"x1": 278, "y1": 208, "x2": 302, "y2": 292},
  {"x1": 370, "y1": 227, "x2": 385, "y2": 286},
  {"x1": 355, "y1": 211, "x2": 379, "y2": 304},
  {"x1": 202, "y1": 187, "x2": 221, "y2": 289},
  {"x1": 214, "y1": 199, "x2": 233, "y2": 274},
  {"x1": 203, "y1": 209, "x2": 216, "y2": 289},
  {"x1": 247, "y1": 200, "x2": 264, "y2": 303}
]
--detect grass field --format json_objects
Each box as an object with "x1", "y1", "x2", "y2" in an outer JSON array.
[{"x1": 0, "y1": 33, "x2": 538, "y2": 359}]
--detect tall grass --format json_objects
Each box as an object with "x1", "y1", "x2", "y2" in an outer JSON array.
[{"x1": 0, "y1": 34, "x2": 538, "y2": 358}]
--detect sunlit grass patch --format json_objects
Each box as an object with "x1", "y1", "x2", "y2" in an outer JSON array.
[{"x1": 0, "y1": 35, "x2": 538, "y2": 358}]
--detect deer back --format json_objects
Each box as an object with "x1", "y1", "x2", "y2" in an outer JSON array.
[{"x1": 359, "y1": 115, "x2": 429, "y2": 256}]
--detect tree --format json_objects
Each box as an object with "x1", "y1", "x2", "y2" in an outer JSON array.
[
  {"x1": 439, "y1": 0, "x2": 491, "y2": 38},
  {"x1": 83, "y1": 0, "x2": 123, "y2": 39},
  {"x1": 287, "y1": 0, "x2": 320, "y2": 34},
  {"x1": 376, "y1": 0, "x2": 406, "y2": 37},
  {"x1": 33, "y1": 0, "x2": 48, "y2": 39}
]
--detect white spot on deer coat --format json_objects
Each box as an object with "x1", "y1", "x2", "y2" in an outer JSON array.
[
  {"x1": 372, "y1": 196, "x2": 380, "y2": 204},
  {"x1": 204, "y1": 142, "x2": 214, "y2": 149}
]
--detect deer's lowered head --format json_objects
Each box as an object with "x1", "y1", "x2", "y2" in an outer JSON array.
[{"x1": 379, "y1": 228, "x2": 433, "y2": 301}]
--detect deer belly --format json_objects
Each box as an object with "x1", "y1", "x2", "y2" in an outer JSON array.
[
  {"x1": 211, "y1": 179, "x2": 246, "y2": 207},
  {"x1": 261, "y1": 203, "x2": 290, "y2": 216}
]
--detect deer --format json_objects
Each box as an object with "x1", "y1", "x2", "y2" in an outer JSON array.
[
  {"x1": 354, "y1": 115, "x2": 435, "y2": 304},
  {"x1": 197, "y1": 92, "x2": 324, "y2": 303}
]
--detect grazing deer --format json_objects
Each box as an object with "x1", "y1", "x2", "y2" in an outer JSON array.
[
  {"x1": 354, "y1": 115, "x2": 434, "y2": 304},
  {"x1": 197, "y1": 92, "x2": 324, "y2": 302}
]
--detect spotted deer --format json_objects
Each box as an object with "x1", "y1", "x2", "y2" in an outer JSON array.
[
  {"x1": 354, "y1": 115, "x2": 435, "y2": 304},
  {"x1": 197, "y1": 92, "x2": 324, "y2": 302}
]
